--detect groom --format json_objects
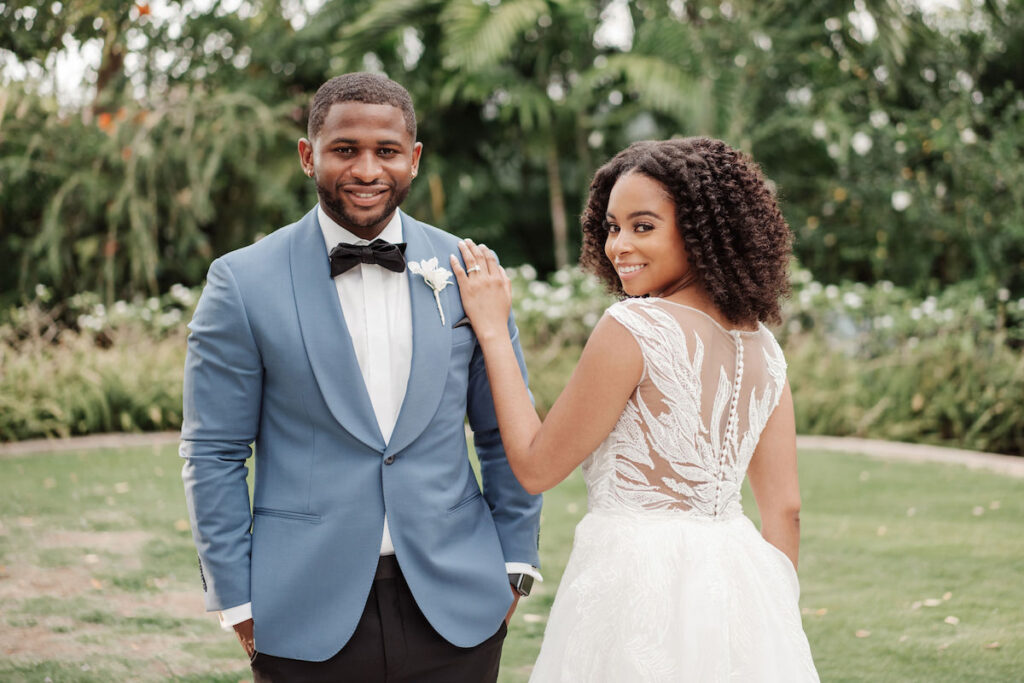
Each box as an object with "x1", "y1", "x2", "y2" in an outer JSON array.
[{"x1": 180, "y1": 72, "x2": 542, "y2": 681}]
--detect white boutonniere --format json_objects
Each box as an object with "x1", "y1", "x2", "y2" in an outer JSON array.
[{"x1": 408, "y1": 257, "x2": 453, "y2": 325}]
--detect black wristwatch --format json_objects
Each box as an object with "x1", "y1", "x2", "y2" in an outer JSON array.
[{"x1": 508, "y1": 572, "x2": 534, "y2": 597}]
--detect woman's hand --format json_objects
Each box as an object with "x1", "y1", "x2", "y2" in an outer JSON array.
[{"x1": 450, "y1": 239, "x2": 512, "y2": 343}]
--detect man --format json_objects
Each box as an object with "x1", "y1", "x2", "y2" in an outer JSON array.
[{"x1": 181, "y1": 72, "x2": 542, "y2": 682}]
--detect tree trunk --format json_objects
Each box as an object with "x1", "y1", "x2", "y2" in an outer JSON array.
[{"x1": 546, "y1": 140, "x2": 569, "y2": 270}]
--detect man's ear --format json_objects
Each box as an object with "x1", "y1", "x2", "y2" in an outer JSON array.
[
  {"x1": 298, "y1": 138, "x2": 314, "y2": 177},
  {"x1": 411, "y1": 141, "x2": 423, "y2": 177}
]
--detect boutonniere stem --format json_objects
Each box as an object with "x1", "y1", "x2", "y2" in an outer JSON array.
[{"x1": 408, "y1": 258, "x2": 452, "y2": 325}]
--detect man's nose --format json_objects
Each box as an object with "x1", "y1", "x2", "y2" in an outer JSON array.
[{"x1": 351, "y1": 152, "x2": 382, "y2": 182}]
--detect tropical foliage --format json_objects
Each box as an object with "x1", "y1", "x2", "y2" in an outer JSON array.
[
  {"x1": 2, "y1": 0, "x2": 1022, "y2": 305},
  {"x1": 2, "y1": 1, "x2": 1023, "y2": 455}
]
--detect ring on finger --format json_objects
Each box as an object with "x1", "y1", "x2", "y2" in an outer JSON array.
[{"x1": 467, "y1": 265, "x2": 482, "y2": 274}]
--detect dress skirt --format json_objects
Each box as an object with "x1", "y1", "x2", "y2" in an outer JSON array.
[{"x1": 529, "y1": 510, "x2": 820, "y2": 682}]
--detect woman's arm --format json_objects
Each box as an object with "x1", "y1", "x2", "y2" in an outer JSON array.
[
  {"x1": 451, "y1": 240, "x2": 642, "y2": 494},
  {"x1": 746, "y1": 380, "x2": 802, "y2": 570}
]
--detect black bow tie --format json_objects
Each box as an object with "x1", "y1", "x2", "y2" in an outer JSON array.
[{"x1": 329, "y1": 239, "x2": 408, "y2": 277}]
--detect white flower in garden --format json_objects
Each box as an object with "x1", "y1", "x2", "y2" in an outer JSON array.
[
  {"x1": 827, "y1": 143, "x2": 840, "y2": 159},
  {"x1": 894, "y1": 140, "x2": 907, "y2": 154},
  {"x1": 997, "y1": 288, "x2": 1010, "y2": 302},
  {"x1": 786, "y1": 87, "x2": 812, "y2": 106},
  {"x1": 812, "y1": 120, "x2": 828, "y2": 139},
  {"x1": 960, "y1": 128, "x2": 978, "y2": 144},
  {"x1": 528, "y1": 281, "x2": 549, "y2": 297},
  {"x1": 843, "y1": 292, "x2": 863, "y2": 309},
  {"x1": 408, "y1": 258, "x2": 453, "y2": 325},
  {"x1": 891, "y1": 191, "x2": 912, "y2": 211},
  {"x1": 851, "y1": 132, "x2": 873, "y2": 156},
  {"x1": 170, "y1": 283, "x2": 197, "y2": 306},
  {"x1": 935, "y1": 182, "x2": 947, "y2": 199},
  {"x1": 869, "y1": 110, "x2": 890, "y2": 128},
  {"x1": 825, "y1": 284, "x2": 839, "y2": 300}
]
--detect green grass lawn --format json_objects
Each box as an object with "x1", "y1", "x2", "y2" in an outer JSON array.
[{"x1": 0, "y1": 444, "x2": 1021, "y2": 681}]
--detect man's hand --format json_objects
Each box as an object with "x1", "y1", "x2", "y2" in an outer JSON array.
[
  {"x1": 234, "y1": 618, "x2": 256, "y2": 658},
  {"x1": 505, "y1": 585, "x2": 521, "y2": 625}
]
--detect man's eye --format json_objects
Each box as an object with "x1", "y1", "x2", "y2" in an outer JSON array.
[{"x1": 378, "y1": 148, "x2": 398, "y2": 156}]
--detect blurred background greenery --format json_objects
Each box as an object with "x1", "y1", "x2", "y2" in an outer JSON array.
[{"x1": 1, "y1": 0, "x2": 1022, "y2": 452}]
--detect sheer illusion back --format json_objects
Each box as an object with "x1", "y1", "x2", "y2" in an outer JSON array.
[{"x1": 584, "y1": 297, "x2": 787, "y2": 518}]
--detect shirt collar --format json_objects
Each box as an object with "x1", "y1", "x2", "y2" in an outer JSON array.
[{"x1": 318, "y1": 204, "x2": 404, "y2": 249}]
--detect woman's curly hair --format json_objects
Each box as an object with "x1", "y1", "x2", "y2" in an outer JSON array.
[{"x1": 580, "y1": 137, "x2": 792, "y2": 326}]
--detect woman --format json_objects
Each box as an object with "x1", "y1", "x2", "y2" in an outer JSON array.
[{"x1": 451, "y1": 137, "x2": 818, "y2": 681}]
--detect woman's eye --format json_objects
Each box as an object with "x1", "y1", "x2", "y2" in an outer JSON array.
[
  {"x1": 635, "y1": 223, "x2": 655, "y2": 233},
  {"x1": 606, "y1": 223, "x2": 620, "y2": 234}
]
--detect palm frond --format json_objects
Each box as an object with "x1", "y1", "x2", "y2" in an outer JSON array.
[{"x1": 440, "y1": 0, "x2": 548, "y2": 71}]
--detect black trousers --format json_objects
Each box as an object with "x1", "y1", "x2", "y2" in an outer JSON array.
[{"x1": 250, "y1": 555, "x2": 507, "y2": 683}]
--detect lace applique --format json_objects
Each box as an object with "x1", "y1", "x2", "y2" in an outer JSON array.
[{"x1": 582, "y1": 298, "x2": 787, "y2": 518}]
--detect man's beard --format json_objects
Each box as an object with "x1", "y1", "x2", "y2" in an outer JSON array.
[{"x1": 317, "y1": 180, "x2": 411, "y2": 235}]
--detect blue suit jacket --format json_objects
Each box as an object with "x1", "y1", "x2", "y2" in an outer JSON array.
[{"x1": 180, "y1": 208, "x2": 542, "y2": 661}]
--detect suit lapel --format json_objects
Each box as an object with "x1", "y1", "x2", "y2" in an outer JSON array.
[
  {"x1": 290, "y1": 208, "x2": 385, "y2": 451},
  {"x1": 386, "y1": 212, "x2": 453, "y2": 455}
]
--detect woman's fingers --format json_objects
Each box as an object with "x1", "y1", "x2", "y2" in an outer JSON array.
[
  {"x1": 449, "y1": 253, "x2": 467, "y2": 281},
  {"x1": 463, "y1": 239, "x2": 491, "y2": 276}
]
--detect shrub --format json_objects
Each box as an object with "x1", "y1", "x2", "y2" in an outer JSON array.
[{"x1": 2, "y1": 268, "x2": 1022, "y2": 456}]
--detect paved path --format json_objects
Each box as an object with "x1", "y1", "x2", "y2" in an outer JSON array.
[
  {"x1": 2, "y1": 431, "x2": 1022, "y2": 478},
  {"x1": 0, "y1": 431, "x2": 181, "y2": 457},
  {"x1": 796, "y1": 435, "x2": 1024, "y2": 478}
]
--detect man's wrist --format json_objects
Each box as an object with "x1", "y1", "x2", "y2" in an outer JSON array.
[
  {"x1": 218, "y1": 602, "x2": 253, "y2": 631},
  {"x1": 508, "y1": 572, "x2": 534, "y2": 596}
]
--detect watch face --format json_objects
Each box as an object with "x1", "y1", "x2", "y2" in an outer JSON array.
[{"x1": 513, "y1": 573, "x2": 534, "y2": 596}]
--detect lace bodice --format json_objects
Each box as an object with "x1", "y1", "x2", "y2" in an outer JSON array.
[{"x1": 583, "y1": 298, "x2": 787, "y2": 519}]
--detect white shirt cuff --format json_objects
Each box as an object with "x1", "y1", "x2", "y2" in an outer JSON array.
[
  {"x1": 218, "y1": 602, "x2": 253, "y2": 631},
  {"x1": 505, "y1": 562, "x2": 543, "y2": 583}
]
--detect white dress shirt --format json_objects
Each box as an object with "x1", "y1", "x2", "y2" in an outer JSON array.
[
  {"x1": 220, "y1": 206, "x2": 536, "y2": 629},
  {"x1": 320, "y1": 205, "x2": 411, "y2": 556}
]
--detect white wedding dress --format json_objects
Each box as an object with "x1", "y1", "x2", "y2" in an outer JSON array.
[{"x1": 530, "y1": 298, "x2": 819, "y2": 682}]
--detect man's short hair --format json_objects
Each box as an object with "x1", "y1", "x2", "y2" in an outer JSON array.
[{"x1": 307, "y1": 73, "x2": 417, "y2": 141}]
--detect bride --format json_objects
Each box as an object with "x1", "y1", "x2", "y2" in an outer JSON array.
[{"x1": 451, "y1": 137, "x2": 819, "y2": 681}]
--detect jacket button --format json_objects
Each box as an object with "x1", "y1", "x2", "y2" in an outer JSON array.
[{"x1": 384, "y1": 455, "x2": 395, "y2": 465}]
